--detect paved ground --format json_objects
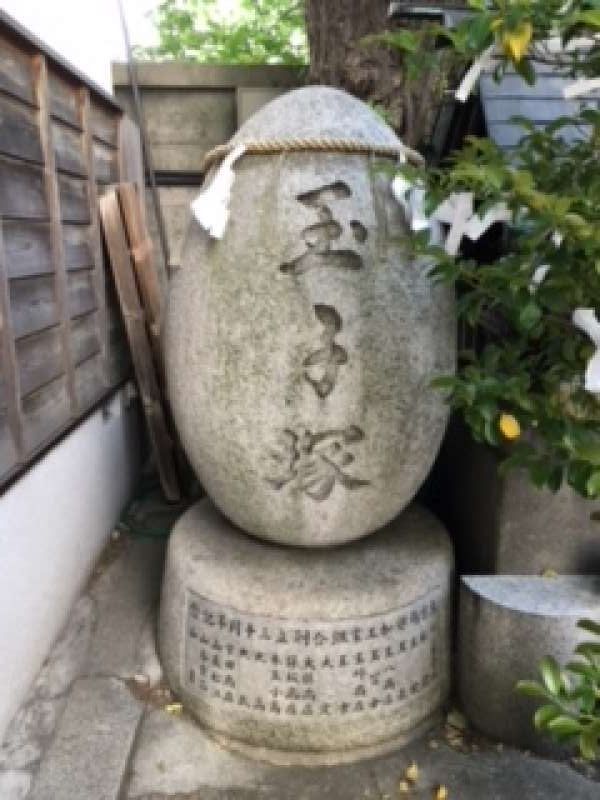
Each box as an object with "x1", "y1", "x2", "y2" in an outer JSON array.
[{"x1": 1, "y1": 533, "x2": 598, "y2": 800}]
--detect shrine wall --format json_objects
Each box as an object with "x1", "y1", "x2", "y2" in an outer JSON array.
[{"x1": 112, "y1": 63, "x2": 304, "y2": 272}]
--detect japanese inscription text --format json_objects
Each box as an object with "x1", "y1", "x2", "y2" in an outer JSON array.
[{"x1": 184, "y1": 588, "x2": 443, "y2": 719}]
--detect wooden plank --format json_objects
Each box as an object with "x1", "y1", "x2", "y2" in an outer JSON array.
[
  {"x1": 48, "y1": 68, "x2": 81, "y2": 129},
  {"x1": 57, "y1": 174, "x2": 90, "y2": 222},
  {"x1": 3, "y1": 221, "x2": 53, "y2": 278},
  {"x1": 9, "y1": 274, "x2": 59, "y2": 338},
  {"x1": 93, "y1": 141, "x2": 118, "y2": 184},
  {"x1": 0, "y1": 156, "x2": 48, "y2": 219},
  {"x1": 33, "y1": 54, "x2": 77, "y2": 418},
  {"x1": 480, "y1": 73, "x2": 600, "y2": 100},
  {"x1": 118, "y1": 117, "x2": 145, "y2": 204},
  {"x1": 487, "y1": 121, "x2": 590, "y2": 149},
  {"x1": 52, "y1": 120, "x2": 86, "y2": 177},
  {"x1": 63, "y1": 223, "x2": 94, "y2": 269},
  {"x1": 0, "y1": 94, "x2": 43, "y2": 163},
  {"x1": 21, "y1": 373, "x2": 70, "y2": 452},
  {"x1": 71, "y1": 312, "x2": 101, "y2": 365},
  {"x1": 484, "y1": 97, "x2": 590, "y2": 123},
  {"x1": 117, "y1": 183, "x2": 163, "y2": 369},
  {"x1": 0, "y1": 219, "x2": 23, "y2": 471},
  {"x1": 67, "y1": 269, "x2": 97, "y2": 318},
  {"x1": 99, "y1": 188, "x2": 180, "y2": 502},
  {"x1": 0, "y1": 29, "x2": 36, "y2": 105},
  {"x1": 0, "y1": 406, "x2": 18, "y2": 481},
  {"x1": 105, "y1": 279, "x2": 130, "y2": 383},
  {"x1": 80, "y1": 88, "x2": 109, "y2": 388},
  {"x1": 73, "y1": 352, "x2": 105, "y2": 410},
  {"x1": 90, "y1": 101, "x2": 119, "y2": 146},
  {"x1": 16, "y1": 326, "x2": 63, "y2": 397}
]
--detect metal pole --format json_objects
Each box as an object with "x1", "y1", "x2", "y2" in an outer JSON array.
[{"x1": 117, "y1": 0, "x2": 172, "y2": 276}]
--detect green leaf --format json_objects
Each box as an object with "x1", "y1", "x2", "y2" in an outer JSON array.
[
  {"x1": 586, "y1": 471, "x2": 600, "y2": 497},
  {"x1": 516, "y1": 680, "x2": 552, "y2": 700},
  {"x1": 579, "y1": 729, "x2": 599, "y2": 761},
  {"x1": 534, "y1": 704, "x2": 561, "y2": 730},
  {"x1": 575, "y1": 641, "x2": 600, "y2": 658},
  {"x1": 547, "y1": 715, "x2": 584, "y2": 737},
  {"x1": 539, "y1": 656, "x2": 562, "y2": 694},
  {"x1": 566, "y1": 660, "x2": 597, "y2": 680},
  {"x1": 515, "y1": 56, "x2": 536, "y2": 85},
  {"x1": 519, "y1": 301, "x2": 542, "y2": 331},
  {"x1": 573, "y1": 11, "x2": 600, "y2": 29},
  {"x1": 577, "y1": 619, "x2": 600, "y2": 636}
]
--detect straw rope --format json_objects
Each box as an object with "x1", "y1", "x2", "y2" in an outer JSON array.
[{"x1": 201, "y1": 137, "x2": 424, "y2": 173}]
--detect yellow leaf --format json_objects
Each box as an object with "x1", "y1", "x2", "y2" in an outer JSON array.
[
  {"x1": 398, "y1": 779, "x2": 411, "y2": 794},
  {"x1": 542, "y1": 568, "x2": 558, "y2": 578},
  {"x1": 405, "y1": 762, "x2": 419, "y2": 784},
  {"x1": 502, "y1": 21, "x2": 533, "y2": 62},
  {"x1": 165, "y1": 702, "x2": 183, "y2": 715},
  {"x1": 499, "y1": 413, "x2": 521, "y2": 441},
  {"x1": 434, "y1": 787, "x2": 449, "y2": 800}
]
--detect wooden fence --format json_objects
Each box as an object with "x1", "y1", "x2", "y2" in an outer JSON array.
[{"x1": 0, "y1": 11, "x2": 144, "y2": 488}]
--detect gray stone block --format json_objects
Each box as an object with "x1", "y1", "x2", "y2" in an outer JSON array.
[
  {"x1": 145, "y1": 188, "x2": 200, "y2": 273},
  {"x1": 166, "y1": 86, "x2": 455, "y2": 546},
  {"x1": 458, "y1": 575, "x2": 600, "y2": 754},
  {"x1": 236, "y1": 87, "x2": 289, "y2": 126},
  {"x1": 159, "y1": 498, "x2": 453, "y2": 764},
  {"x1": 115, "y1": 89, "x2": 236, "y2": 173},
  {"x1": 442, "y1": 421, "x2": 600, "y2": 575},
  {"x1": 30, "y1": 677, "x2": 143, "y2": 800},
  {"x1": 371, "y1": 738, "x2": 600, "y2": 800},
  {"x1": 86, "y1": 538, "x2": 165, "y2": 680},
  {"x1": 33, "y1": 596, "x2": 96, "y2": 699},
  {"x1": 126, "y1": 709, "x2": 275, "y2": 797}
]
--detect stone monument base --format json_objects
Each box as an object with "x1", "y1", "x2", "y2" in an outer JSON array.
[
  {"x1": 459, "y1": 575, "x2": 600, "y2": 756},
  {"x1": 159, "y1": 499, "x2": 453, "y2": 765}
]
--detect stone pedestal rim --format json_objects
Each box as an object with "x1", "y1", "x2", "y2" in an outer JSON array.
[{"x1": 207, "y1": 710, "x2": 442, "y2": 767}]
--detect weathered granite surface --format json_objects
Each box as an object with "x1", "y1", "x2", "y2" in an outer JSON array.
[
  {"x1": 439, "y1": 420, "x2": 600, "y2": 575},
  {"x1": 458, "y1": 575, "x2": 600, "y2": 755},
  {"x1": 159, "y1": 498, "x2": 453, "y2": 762},
  {"x1": 29, "y1": 677, "x2": 143, "y2": 800},
  {"x1": 3, "y1": 531, "x2": 600, "y2": 799},
  {"x1": 166, "y1": 86, "x2": 455, "y2": 546}
]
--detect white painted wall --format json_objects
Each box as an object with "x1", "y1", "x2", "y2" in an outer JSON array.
[{"x1": 0, "y1": 387, "x2": 142, "y2": 741}]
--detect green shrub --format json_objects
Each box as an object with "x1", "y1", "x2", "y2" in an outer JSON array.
[{"x1": 517, "y1": 619, "x2": 600, "y2": 760}]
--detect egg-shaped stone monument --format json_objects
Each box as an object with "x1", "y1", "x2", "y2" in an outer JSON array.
[
  {"x1": 165, "y1": 86, "x2": 455, "y2": 547},
  {"x1": 160, "y1": 86, "x2": 455, "y2": 764}
]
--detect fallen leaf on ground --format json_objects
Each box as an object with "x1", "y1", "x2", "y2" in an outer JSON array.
[
  {"x1": 405, "y1": 762, "x2": 419, "y2": 784},
  {"x1": 446, "y1": 710, "x2": 468, "y2": 730},
  {"x1": 434, "y1": 786, "x2": 449, "y2": 800},
  {"x1": 164, "y1": 702, "x2": 183, "y2": 714}
]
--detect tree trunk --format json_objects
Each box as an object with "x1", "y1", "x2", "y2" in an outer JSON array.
[
  {"x1": 304, "y1": 0, "x2": 453, "y2": 149},
  {"x1": 305, "y1": 0, "x2": 388, "y2": 88}
]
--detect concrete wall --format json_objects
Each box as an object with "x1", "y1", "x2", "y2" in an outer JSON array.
[
  {"x1": 0, "y1": 386, "x2": 142, "y2": 741},
  {"x1": 112, "y1": 64, "x2": 303, "y2": 271}
]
